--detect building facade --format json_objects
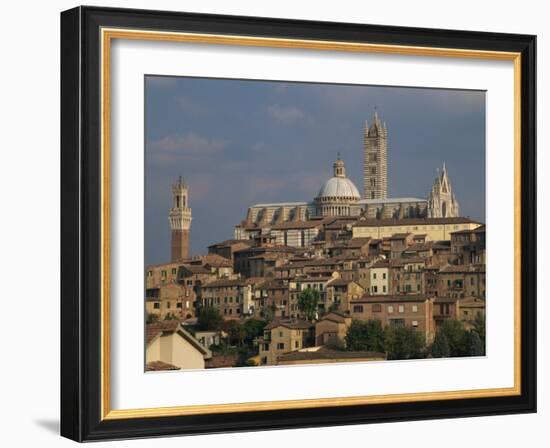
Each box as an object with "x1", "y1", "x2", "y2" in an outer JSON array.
[
  {"x1": 168, "y1": 177, "x2": 192, "y2": 261},
  {"x1": 427, "y1": 163, "x2": 460, "y2": 218},
  {"x1": 363, "y1": 110, "x2": 388, "y2": 199}
]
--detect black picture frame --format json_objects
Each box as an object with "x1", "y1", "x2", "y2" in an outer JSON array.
[{"x1": 61, "y1": 5, "x2": 536, "y2": 442}]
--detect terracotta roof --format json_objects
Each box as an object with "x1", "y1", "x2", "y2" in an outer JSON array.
[
  {"x1": 145, "y1": 321, "x2": 181, "y2": 345},
  {"x1": 439, "y1": 264, "x2": 486, "y2": 274},
  {"x1": 181, "y1": 265, "x2": 211, "y2": 275},
  {"x1": 205, "y1": 354, "x2": 239, "y2": 369},
  {"x1": 318, "y1": 312, "x2": 350, "y2": 323},
  {"x1": 389, "y1": 233, "x2": 413, "y2": 240},
  {"x1": 202, "y1": 278, "x2": 245, "y2": 288},
  {"x1": 327, "y1": 278, "x2": 355, "y2": 287},
  {"x1": 451, "y1": 224, "x2": 486, "y2": 235},
  {"x1": 145, "y1": 322, "x2": 212, "y2": 358},
  {"x1": 145, "y1": 361, "x2": 180, "y2": 371},
  {"x1": 271, "y1": 220, "x2": 325, "y2": 230},
  {"x1": 234, "y1": 245, "x2": 296, "y2": 255},
  {"x1": 405, "y1": 242, "x2": 433, "y2": 252},
  {"x1": 352, "y1": 294, "x2": 431, "y2": 304},
  {"x1": 258, "y1": 279, "x2": 288, "y2": 290},
  {"x1": 265, "y1": 319, "x2": 314, "y2": 330}
]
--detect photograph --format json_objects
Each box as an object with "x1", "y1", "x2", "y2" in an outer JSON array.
[{"x1": 144, "y1": 76, "x2": 487, "y2": 371}]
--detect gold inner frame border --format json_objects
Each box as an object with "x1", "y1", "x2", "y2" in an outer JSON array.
[{"x1": 99, "y1": 27, "x2": 522, "y2": 420}]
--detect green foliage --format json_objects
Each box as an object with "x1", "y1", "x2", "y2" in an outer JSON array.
[
  {"x1": 431, "y1": 331, "x2": 451, "y2": 358},
  {"x1": 195, "y1": 307, "x2": 223, "y2": 331},
  {"x1": 465, "y1": 330, "x2": 484, "y2": 356},
  {"x1": 297, "y1": 288, "x2": 320, "y2": 320},
  {"x1": 438, "y1": 319, "x2": 468, "y2": 356},
  {"x1": 345, "y1": 319, "x2": 385, "y2": 352},
  {"x1": 384, "y1": 326, "x2": 425, "y2": 360},
  {"x1": 328, "y1": 302, "x2": 340, "y2": 313},
  {"x1": 222, "y1": 320, "x2": 247, "y2": 346},
  {"x1": 146, "y1": 313, "x2": 159, "y2": 324},
  {"x1": 325, "y1": 335, "x2": 346, "y2": 351},
  {"x1": 163, "y1": 312, "x2": 177, "y2": 321},
  {"x1": 242, "y1": 319, "x2": 267, "y2": 345},
  {"x1": 472, "y1": 313, "x2": 486, "y2": 346}
]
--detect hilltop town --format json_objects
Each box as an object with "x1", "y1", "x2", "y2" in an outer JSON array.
[{"x1": 145, "y1": 112, "x2": 486, "y2": 371}]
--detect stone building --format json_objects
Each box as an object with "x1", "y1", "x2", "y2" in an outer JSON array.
[
  {"x1": 427, "y1": 163, "x2": 460, "y2": 218},
  {"x1": 450, "y1": 225, "x2": 486, "y2": 265},
  {"x1": 352, "y1": 217, "x2": 482, "y2": 241},
  {"x1": 437, "y1": 264, "x2": 486, "y2": 299},
  {"x1": 169, "y1": 177, "x2": 192, "y2": 261},
  {"x1": 145, "y1": 283, "x2": 196, "y2": 321},
  {"x1": 258, "y1": 320, "x2": 315, "y2": 365},
  {"x1": 350, "y1": 294, "x2": 435, "y2": 341},
  {"x1": 314, "y1": 312, "x2": 352, "y2": 346},
  {"x1": 363, "y1": 110, "x2": 388, "y2": 199}
]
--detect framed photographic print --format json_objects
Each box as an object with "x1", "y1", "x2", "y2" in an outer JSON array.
[{"x1": 60, "y1": 6, "x2": 536, "y2": 442}]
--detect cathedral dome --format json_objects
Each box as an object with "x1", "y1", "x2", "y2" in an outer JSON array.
[
  {"x1": 317, "y1": 176, "x2": 361, "y2": 200},
  {"x1": 316, "y1": 156, "x2": 361, "y2": 201}
]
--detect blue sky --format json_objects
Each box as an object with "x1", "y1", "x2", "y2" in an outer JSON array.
[{"x1": 145, "y1": 76, "x2": 486, "y2": 266}]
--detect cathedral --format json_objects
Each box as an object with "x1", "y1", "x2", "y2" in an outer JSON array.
[{"x1": 234, "y1": 110, "x2": 460, "y2": 233}]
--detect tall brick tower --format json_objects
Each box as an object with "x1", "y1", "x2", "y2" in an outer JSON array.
[
  {"x1": 363, "y1": 110, "x2": 388, "y2": 200},
  {"x1": 169, "y1": 177, "x2": 192, "y2": 261}
]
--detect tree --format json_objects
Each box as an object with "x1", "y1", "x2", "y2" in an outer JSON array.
[
  {"x1": 472, "y1": 313, "x2": 486, "y2": 348},
  {"x1": 345, "y1": 319, "x2": 385, "y2": 352},
  {"x1": 384, "y1": 326, "x2": 425, "y2": 360},
  {"x1": 431, "y1": 331, "x2": 451, "y2": 358},
  {"x1": 297, "y1": 288, "x2": 320, "y2": 321},
  {"x1": 146, "y1": 313, "x2": 159, "y2": 324},
  {"x1": 325, "y1": 335, "x2": 346, "y2": 351},
  {"x1": 242, "y1": 319, "x2": 267, "y2": 347},
  {"x1": 465, "y1": 330, "x2": 484, "y2": 356},
  {"x1": 439, "y1": 319, "x2": 468, "y2": 356},
  {"x1": 328, "y1": 302, "x2": 340, "y2": 313},
  {"x1": 222, "y1": 320, "x2": 246, "y2": 346},
  {"x1": 195, "y1": 307, "x2": 223, "y2": 331}
]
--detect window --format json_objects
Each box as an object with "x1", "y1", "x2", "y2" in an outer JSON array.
[
  {"x1": 279, "y1": 331, "x2": 283, "y2": 337},
  {"x1": 372, "y1": 286, "x2": 378, "y2": 293},
  {"x1": 153, "y1": 302, "x2": 160, "y2": 309},
  {"x1": 353, "y1": 305, "x2": 364, "y2": 313},
  {"x1": 412, "y1": 320, "x2": 419, "y2": 327},
  {"x1": 372, "y1": 304, "x2": 381, "y2": 312},
  {"x1": 277, "y1": 343, "x2": 285, "y2": 350},
  {"x1": 382, "y1": 273, "x2": 386, "y2": 279},
  {"x1": 171, "y1": 268, "x2": 177, "y2": 275},
  {"x1": 398, "y1": 305, "x2": 404, "y2": 313},
  {"x1": 295, "y1": 341, "x2": 299, "y2": 349},
  {"x1": 147, "y1": 271, "x2": 152, "y2": 277},
  {"x1": 389, "y1": 318, "x2": 405, "y2": 327},
  {"x1": 166, "y1": 302, "x2": 171, "y2": 309},
  {"x1": 388, "y1": 305, "x2": 394, "y2": 313},
  {"x1": 161, "y1": 270, "x2": 167, "y2": 279},
  {"x1": 373, "y1": 273, "x2": 377, "y2": 279},
  {"x1": 412, "y1": 305, "x2": 418, "y2": 312},
  {"x1": 382, "y1": 285, "x2": 386, "y2": 293},
  {"x1": 176, "y1": 303, "x2": 182, "y2": 309}
]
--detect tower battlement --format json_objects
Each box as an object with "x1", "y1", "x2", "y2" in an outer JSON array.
[{"x1": 169, "y1": 177, "x2": 192, "y2": 261}]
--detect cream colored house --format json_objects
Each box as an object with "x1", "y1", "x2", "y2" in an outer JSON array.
[
  {"x1": 146, "y1": 321, "x2": 211, "y2": 371},
  {"x1": 352, "y1": 217, "x2": 481, "y2": 241},
  {"x1": 370, "y1": 260, "x2": 390, "y2": 295}
]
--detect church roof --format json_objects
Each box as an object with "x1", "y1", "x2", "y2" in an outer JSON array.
[
  {"x1": 317, "y1": 176, "x2": 361, "y2": 199},
  {"x1": 359, "y1": 197, "x2": 426, "y2": 205}
]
